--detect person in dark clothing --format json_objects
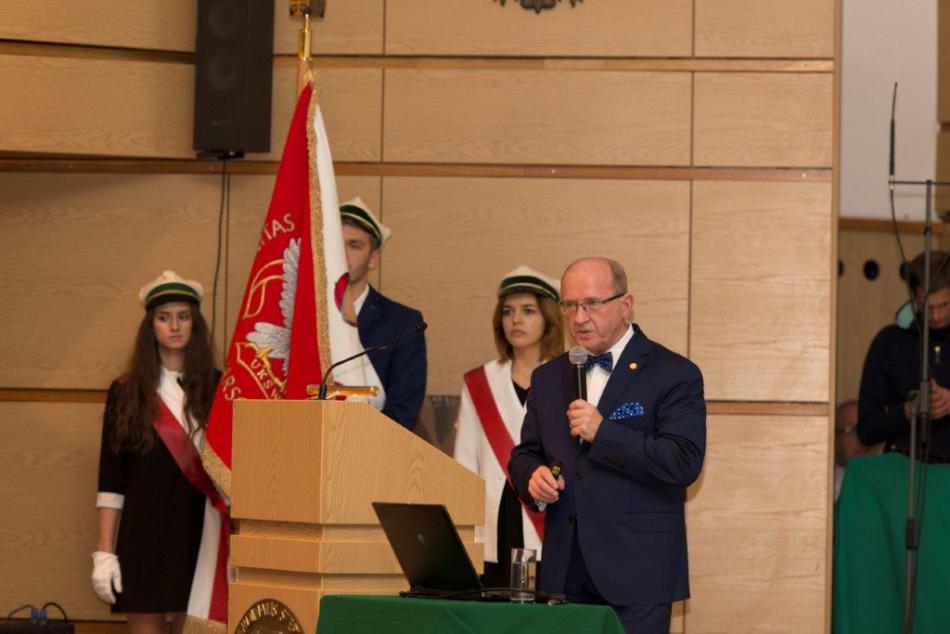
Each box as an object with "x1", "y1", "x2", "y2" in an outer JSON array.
[
  {"x1": 93, "y1": 271, "x2": 222, "y2": 634},
  {"x1": 337, "y1": 197, "x2": 427, "y2": 429},
  {"x1": 857, "y1": 250, "x2": 950, "y2": 459}
]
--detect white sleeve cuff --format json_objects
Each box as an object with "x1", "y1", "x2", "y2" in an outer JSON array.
[{"x1": 96, "y1": 492, "x2": 125, "y2": 510}]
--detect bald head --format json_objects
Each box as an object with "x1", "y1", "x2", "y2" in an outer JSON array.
[
  {"x1": 560, "y1": 257, "x2": 634, "y2": 354},
  {"x1": 563, "y1": 257, "x2": 628, "y2": 295}
]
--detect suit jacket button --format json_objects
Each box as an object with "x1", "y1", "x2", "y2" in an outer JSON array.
[
  {"x1": 568, "y1": 513, "x2": 576, "y2": 524},
  {"x1": 575, "y1": 470, "x2": 583, "y2": 480}
]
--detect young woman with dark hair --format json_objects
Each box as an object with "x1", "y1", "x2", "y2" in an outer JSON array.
[{"x1": 92, "y1": 271, "x2": 221, "y2": 634}]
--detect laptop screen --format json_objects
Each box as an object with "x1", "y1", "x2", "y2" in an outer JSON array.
[{"x1": 371, "y1": 502, "x2": 483, "y2": 595}]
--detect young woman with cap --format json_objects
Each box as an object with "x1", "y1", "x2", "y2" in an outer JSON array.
[
  {"x1": 453, "y1": 266, "x2": 565, "y2": 588},
  {"x1": 92, "y1": 271, "x2": 221, "y2": 634}
]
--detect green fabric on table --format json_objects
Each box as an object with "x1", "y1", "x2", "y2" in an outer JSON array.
[
  {"x1": 317, "y1": 594, "x2": 626, "y2": 634},
  {"x1": 833, "y1": 452, "x2": 950, "y2": 634}
]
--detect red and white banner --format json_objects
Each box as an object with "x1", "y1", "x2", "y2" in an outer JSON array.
[{"x1": 195, "y1": 82, "x2": 359, "y2": 631}]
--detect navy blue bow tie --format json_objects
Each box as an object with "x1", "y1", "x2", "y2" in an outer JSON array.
[{"x1": 584, "y1": 352, "x2": 613, "y2": 374}]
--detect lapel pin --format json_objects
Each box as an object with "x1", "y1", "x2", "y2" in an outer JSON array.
[{"x1": 629, "y1": 362, "x2": 638, "y2": 370}]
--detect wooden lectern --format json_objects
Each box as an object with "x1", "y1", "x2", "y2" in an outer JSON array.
[{"x1": 227, "y1": 400, "x2": 485, "y2": 633}]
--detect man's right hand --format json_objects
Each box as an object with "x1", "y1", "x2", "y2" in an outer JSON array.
[{"x1": 528, "y1": 465, "x2": 565, "y2": 504}]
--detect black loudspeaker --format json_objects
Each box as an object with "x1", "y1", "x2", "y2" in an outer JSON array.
[{"x1": 193, "y1": 0, "x2": 275, "y2": 157}]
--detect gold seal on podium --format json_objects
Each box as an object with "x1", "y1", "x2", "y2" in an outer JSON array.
[{"x1": 234, "y1": 599, "x2": 303, "y2": 634}]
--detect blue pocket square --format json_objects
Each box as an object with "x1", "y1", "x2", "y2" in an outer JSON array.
[{"x1": 610, "y1": 401, "x2": 645, "y2": 420}]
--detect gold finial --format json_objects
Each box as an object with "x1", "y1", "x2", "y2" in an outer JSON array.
[{"x1": 290, "y1": 1, "x2": 326, "y2": 94}]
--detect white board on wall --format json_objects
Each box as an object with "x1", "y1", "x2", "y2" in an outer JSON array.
[{"x1": 840, "y1": 0, "x2": 938, "y2": 220}]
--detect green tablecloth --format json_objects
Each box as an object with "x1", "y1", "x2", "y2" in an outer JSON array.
[
  {"x1": 317, "y1": 594, "x2": 626, "y2": 634},
  {"x1": 833, "y1": 452, "x2": 950, "y2": 633}
]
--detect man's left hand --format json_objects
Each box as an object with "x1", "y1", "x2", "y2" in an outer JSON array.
[
  {"x1": 931, "y1": 380, "x2": 950, "y2": 419},
  {"x1": 568, "y1": 399, "x2": 603, "y2": 443}
]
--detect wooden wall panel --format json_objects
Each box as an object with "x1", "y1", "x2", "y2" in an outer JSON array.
[
  {"x1": 248, "y1": 67, "x2": 382, "y2": 163},
  {"x1": 0, "y1": 402, "x2": 115, "y2": 621},
  {"x1": 0, "y1": 55, "x2": 194, "y2": 158},
  {"x1": 693, "y1": 73, "x2": 834, "y2": 168},
  {"x1": 685, "y1": 415, "x2": 829, "y2": 633},
  {"x1": 0, "y1": 0, "x2": 195, "y2": 51},
  {"x1": 0, "y1": 0, "x2": 382, "y2": 55},
  {"x1": 0, "y1": 173, "x2": 223, "y2": 388},
  {"x1": 940, "y1": 0, "x2": 950, "y2": 123},
  {"x1": 836, "y1": 228, "x2": 925, "y2": 404},
  {"x1": 938, "y1": 131, "x2": 950, "y2": 212},
  {"x1": 0, "y1": 55, "x2": 380, "y2": 161},
  {"x1": 690, "y1": 181, "x2": 832, "y2": 402},
  {"x1": 695, "y1": 0, "x2": 835, "y2": 58},
  {"x1": 381, "y1": 177, "x2": 690, "y2": 395},
  {"x1": 385, "y1": 0, "x2": 691, "y2": 57},
  {"x1": 383, "y1": 70, "x2": 692, "y2": 166}
]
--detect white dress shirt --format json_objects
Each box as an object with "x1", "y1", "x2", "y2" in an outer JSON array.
[
  {"x1": 586, "y1": 323, "x2": 635, "y2": 407},
  {"x1": 336, "y1": 285, "x2": 386, "y2": 411}
]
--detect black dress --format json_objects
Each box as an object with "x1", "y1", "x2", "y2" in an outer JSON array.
[
  {"x1": 97, "y1": 380, "x2": 206, "y2": 613},
  {"x1": 481, "y1": 381, "x2": 542, "y2": 589}
]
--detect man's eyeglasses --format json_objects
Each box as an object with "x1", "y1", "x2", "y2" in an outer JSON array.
[{"x1": 559, "y1": 292, "x2": 625, "y2": 315}]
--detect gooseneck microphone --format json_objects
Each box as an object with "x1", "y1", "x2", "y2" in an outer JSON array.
[
  {"x1": 568, "y1": 346, "x2": 589, "y2": 402},
  {"x1": 317, "y1": 321, "x2": 427, "y2": 399}
]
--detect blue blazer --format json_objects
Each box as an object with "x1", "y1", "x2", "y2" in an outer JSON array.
[
  {"x1": 509, "y1": 325, "x2": 706, "y2": 606},
  {"x1": 357, "y1": 285, "x2": 427, "y2": 430}
]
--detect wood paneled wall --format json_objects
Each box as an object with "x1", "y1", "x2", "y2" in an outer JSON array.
[
  {"x1": 383, "y1": 69, "x2": 692, "y2": 165},
  {"x1": 691, "y1": 181, "x2": 833, "y2": 402},
  {"x1": 0, "y1": 1, "x2": 837, "y2": 631},
  {"x1": 686, "y1": 415, "x2": 829, "y2": 632},
  {"x1": 939, "y1": 0, "x2": 950, "y2": 211},
  {"x1": 386, "y1": 0, "x2": 692, "y2": 57}
]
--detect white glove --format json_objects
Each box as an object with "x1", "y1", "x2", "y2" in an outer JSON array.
[{"x1": 91, "y1": 551, "x2": 123, "y2": 605}]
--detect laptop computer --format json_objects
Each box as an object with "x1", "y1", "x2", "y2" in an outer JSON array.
[{"x1": 371, "y1": 501, "x2": 492, "y2": 600}]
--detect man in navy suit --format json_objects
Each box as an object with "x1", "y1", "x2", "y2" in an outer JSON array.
[
  {"x1": 339, "y1": 198, "x2": 427, "y2": 430},
  {"x1": 509, "y1": 257, "x2": 706, "y2": 633}
]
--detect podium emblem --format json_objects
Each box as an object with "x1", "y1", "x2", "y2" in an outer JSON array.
[{"x1": 234, "y1": 599, "x2": 303, "y2": 634}]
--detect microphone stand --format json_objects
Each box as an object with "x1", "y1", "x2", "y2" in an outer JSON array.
[
  {"x1": 891, "y1": 176, "x2": 950, "y2": 634},
  {"x1": 887, "y1": 83, "x2": 950, "y2": 632}
]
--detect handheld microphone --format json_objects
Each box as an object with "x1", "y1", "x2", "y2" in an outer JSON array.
[
  {"x1": 889, "y1": 82, "x2": 898, "y2": 192},
  {"x1": 568, "y1": 346, "x2": 590, "y2": 447},
  {"x1": 317, "y1": 321, "x2": 427, "y2": 399},
  {"x1": 568, "y1": 346, "x2": 589, "y2": 402}
]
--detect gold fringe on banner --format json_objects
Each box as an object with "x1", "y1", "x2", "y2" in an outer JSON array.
[
  {"x1": 305, "y1": 80, "x2": 333, "y2": 376},
  {"x1": 201, "y1": 443, "x2": 232, "y2": 500}
]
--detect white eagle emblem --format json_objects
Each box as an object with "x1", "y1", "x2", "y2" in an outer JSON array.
[{"x1": 246, "y1": 238, "x2": 300, "y2": 376}]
